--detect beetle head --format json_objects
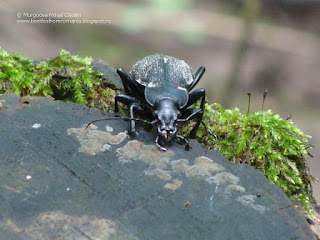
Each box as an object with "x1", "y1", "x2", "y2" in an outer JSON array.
[{"x1": 154, "y1": 98, "x2": 180, "y2": 142}]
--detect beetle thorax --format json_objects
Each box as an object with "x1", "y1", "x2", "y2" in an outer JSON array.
[{"x1": 154, "y1": 98, "x2": 180, "y2": 142}]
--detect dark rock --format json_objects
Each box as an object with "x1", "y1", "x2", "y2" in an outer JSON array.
[
  {"x1": 0, "y1": 94, "x2": 316, "y2": 240},
  {"x1": 91, "y1": 59, "x2": 124, "y2": 91}
]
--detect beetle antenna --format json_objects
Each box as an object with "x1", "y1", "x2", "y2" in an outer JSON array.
[
  {"x1": 86, "y1": 116, "x2": 156, "y2": 129},
  {"x1": 247, "y1": 92, "x2": 251, "y2": 115},
  {"x1": 262, "y1": 89, "x2": 268, "y2": 112}
]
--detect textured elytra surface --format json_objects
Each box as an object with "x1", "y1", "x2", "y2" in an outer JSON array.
[
  {"x1": 130, "y1": 54, "x2": 193, "y2": 107},
  {"x1": 130, "y1": 54, "x2": 194, "y2": 87},
  {"x1": 0, "y1": 94, "x2": 316, "y2": 240}
]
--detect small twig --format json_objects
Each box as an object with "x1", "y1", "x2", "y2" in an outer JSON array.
[
  {"x1": 308, "y1": 151, "x2": 314, "y2": 158},
  {"x1": 279, "y1": 204, "x2": 294, "y2": 210},
  {"x1": 262, "y1": 88, "x2": 268, "y2": 112},
  {"x1": 247, "y1": 92, "x2": 251, "y2": 115}
]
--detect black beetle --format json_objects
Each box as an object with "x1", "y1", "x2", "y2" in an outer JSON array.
[{"x1": 87, "y1": 54, "x2": 216, "y2": 151}]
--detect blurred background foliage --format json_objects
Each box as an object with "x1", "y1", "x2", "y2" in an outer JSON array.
[{"x1": 0, "y1": 0, "x2": 319, "y2": 201}]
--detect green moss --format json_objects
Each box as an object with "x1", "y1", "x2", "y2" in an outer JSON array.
[
  {"x1": 0, "y1": 48, "x2": 116, "y2": 112},
  {"x1": 183, "y1": 103, "x2": 314, "y2": 213}
]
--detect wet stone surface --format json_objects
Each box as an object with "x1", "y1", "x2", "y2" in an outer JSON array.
[{"x1": 0, "y1": 94, "x2": 316, "y2": 240}]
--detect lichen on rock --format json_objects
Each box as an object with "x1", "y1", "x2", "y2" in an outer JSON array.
[
  {"x1": 2, "y1": 211, "x2": 119, "y2": 240},
  {"x1": 67, "y1": 124, "x2": 127, "y2": 155}
]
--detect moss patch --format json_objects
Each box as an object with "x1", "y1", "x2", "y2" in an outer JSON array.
[{"x1": 0, "y1": 48, "x2": 116, "y2": 112}]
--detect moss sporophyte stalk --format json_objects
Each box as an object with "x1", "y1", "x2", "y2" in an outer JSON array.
[{"x1": 0, "y1": 47, "x2": 315, "y2": 214}]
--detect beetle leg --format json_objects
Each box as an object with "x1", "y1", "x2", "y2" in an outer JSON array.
[
  {"x1": 180, "y1": 108, "x2": 202, "y2": 122},
  {"x1": 179, "y1": 109, "x2": 219, "y2": 140},
  {"x1": 176, "y1": 134, "x2": 191, "y2": 151},
  {"x1": 129, "y1": 102, "x2": 146, "y2": 134},
  {"x1": 185, "y1": 88, "x2": 205, "y2": 109},
  {"x1": 114, "y1": 94, "x2": 147, "y2": 135},
  {"x1": 115, "y1": 94, "x2": 139, "y2": 113},
  {"x1": 184, "y1": 88, "x2": 206, "y2": 138},
  {"x1": 155, "y1": 136, "x2": 166, "y2": 151},
  {"x1": 201, "y1": 121, "x2": 218, "y2": 138},
  {"x1": 117, "y1": 68, "x2": 144, "y2": 96},
  {"x1": 180, "y1": 108, "x2": 202, "y2": 137},
  {"x1": 187, "y1": 67, "x2": 205, "y2": 91}
]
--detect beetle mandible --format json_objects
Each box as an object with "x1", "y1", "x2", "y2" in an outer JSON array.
[{"x1": 87, "y1": 54, "x2": 216, "y2": 151}]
